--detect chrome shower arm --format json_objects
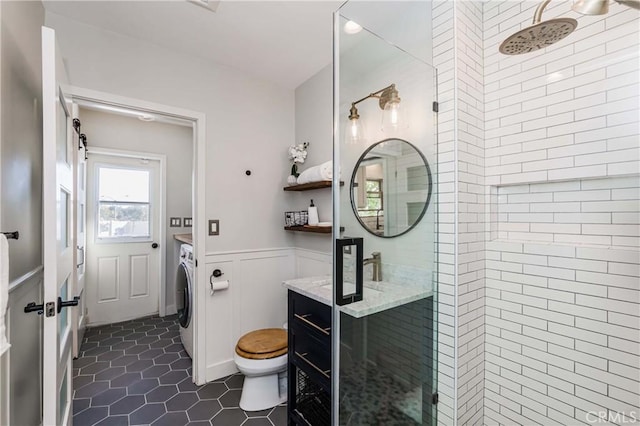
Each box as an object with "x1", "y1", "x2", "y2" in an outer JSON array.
[{"x1": 533, "y1": 0, "x2": 552, "y2": 24}]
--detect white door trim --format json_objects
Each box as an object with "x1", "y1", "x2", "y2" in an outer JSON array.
[
  {"x1": 64, "y1": 86, "x2": 208, "y2": 385},
  {"x1": 88, "y1": 147, "x2": 167, "y2": 319}
]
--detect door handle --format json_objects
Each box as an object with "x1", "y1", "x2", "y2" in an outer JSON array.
[
  {"x1": 151, "y1": 242, "x2": 159, "y2": 249},
  {"x1": 57, "y1": 296, "x2": 80, "y2": 314},
  {"x1": 77, "y1": 246, "x2": 85, "y2": 268},
  {"x1": 24, "y1": 302, "x2": 44, "y2": 315},
  {"x1": 335, "y1": 237, "x2": 364, "y2": 306}
]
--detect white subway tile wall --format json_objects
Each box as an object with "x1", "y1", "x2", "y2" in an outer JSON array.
[
  {"x1": 434, "y1": 0, "x2": 488, "y2": 424},
  {"x1": 456, "y1": 2, "x2": 487, "y2": 425},
  {"x1": 483, "y1": 0, "x2": 640, "y2": 424},
  {"x1": 495, "y1": 177, "x2": 640, "y2": 247}
]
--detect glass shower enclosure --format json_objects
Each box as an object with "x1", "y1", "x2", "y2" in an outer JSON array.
[{"x1": 332, "y1": 3, "x2": 438, "y2": 425}]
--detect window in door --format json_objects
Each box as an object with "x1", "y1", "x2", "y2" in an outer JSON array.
[{"x1": 96, "y1": 166, "x2": 151, "y2": 240}]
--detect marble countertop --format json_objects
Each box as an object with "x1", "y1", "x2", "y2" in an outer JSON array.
[{"x1": 283, "y1": 275, "x2": 432, "y2": 318}]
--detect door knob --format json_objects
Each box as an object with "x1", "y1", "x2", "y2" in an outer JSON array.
[{"x1": 151, "y1": 242, "x2": 159, "y2": 249}]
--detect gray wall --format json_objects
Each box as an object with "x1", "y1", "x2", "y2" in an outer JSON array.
[
  {"x1": 292, "y1": 65, "x2": 333, "y2": 254},
  {"x1": 80, "y1": 108, "x2": 193, "y2": 314},
  {"x1": 0, "y1": 1, "x2": 45, "y2": 425}
]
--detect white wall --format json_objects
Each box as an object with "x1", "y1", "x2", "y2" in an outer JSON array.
[
  {"x1": 44, "y1": 12, "x2": 296, "y2": 255},
  {"x1": 482, "y1": 1, "x2": 640, "y2": 425},
  {"x1": 0, "y1": 1, "x2": 45, "y2": 425},
  {"x1": 79, "y1": 108, "x2": 193, "y2": 314}
]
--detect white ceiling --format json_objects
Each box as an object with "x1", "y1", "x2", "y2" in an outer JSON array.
[{"x1": 42, "y1": 0, "x2": 342, "y2": 89}]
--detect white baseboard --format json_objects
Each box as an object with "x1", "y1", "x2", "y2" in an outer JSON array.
[
  {"x1": 86, "y1": 310, "x2": 160, "y2": 327},
  {"x1": 204, "y1": 359, "x2": 238, "y2": 385},
  {"x1": 165, "y1": 304, "x2": 177, "y2": 316}
]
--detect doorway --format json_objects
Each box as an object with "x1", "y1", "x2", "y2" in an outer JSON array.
[{"x1": 66, "y1": 86, "x2": 207, "y2": 386}]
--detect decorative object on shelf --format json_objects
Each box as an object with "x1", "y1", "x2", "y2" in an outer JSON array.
[
  {"x1": 287, "y1": 142, "x2": 309, "y2": 184},
  {"x1": 308, "y1": 199, "x2": 319, "y2": 226},
  {"x1": 296, "y1": 160, "x2": 333, "y2": 185},
  {"x1": 285, "y1": 211, "x2": 308, "y2": 227}
]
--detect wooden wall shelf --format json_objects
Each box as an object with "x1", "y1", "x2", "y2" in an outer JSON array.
[
  {"x1": 284, "y1": 225, "x2": 344, "y2": 234},
  {"x1": 283, "y1": 181, "x2": 343, "y2": 191}
]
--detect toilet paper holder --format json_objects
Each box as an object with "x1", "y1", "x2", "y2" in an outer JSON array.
[{"x1": 209, "y1": 269, "x2": 229, "y2": 295}]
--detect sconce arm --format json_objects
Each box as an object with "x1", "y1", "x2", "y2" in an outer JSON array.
[{"x1": 351, "y1": 83, "x2": 396, "y2": 108}]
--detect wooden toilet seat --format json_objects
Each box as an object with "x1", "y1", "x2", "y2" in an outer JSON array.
[{"x1": 235, "y1": 328, "x2": 288, "y2": 360}]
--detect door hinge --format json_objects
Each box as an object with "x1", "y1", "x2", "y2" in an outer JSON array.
[
  {"x1": 432, "y1": 393, "x2": 439, "y2": 405},
  {"x1": 195, "y1": 259, "x2": 198, "y2": 267},
  {"x1": 432, "y1": 101, "x2": 439, "y2": 113},
  {"x1": 45, "y1": 302, "x2": 56, "y2": 317}
]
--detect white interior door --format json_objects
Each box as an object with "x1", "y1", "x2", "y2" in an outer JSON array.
[
  {"x1": 72, "y1": 105, "x2": 87, "y2": 358},
  {"x1": 42, "y1": 26, "x2": 76, "y2": 426},
  {"x1": 86, "y1": 153, "x2": 161, "y2": 325}
]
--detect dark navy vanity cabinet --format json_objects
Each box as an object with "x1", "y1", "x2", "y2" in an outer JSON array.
[{"x1": 287, "y1": 290, "x2": 332, "y2": 426}]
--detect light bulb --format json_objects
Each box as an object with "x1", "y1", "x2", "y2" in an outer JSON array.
[
  {"x1": 381, "y1": 100, "x2": 402, "y2": 132},
  {"x1": 344, "y1": 20, "x2": 363, "y2": 35},
  {"x1": 345, "y1": 117, "x2": 365, "y2": 145}
]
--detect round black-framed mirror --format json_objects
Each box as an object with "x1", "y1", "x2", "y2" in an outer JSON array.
[{"x1": 349, "y1": 138, "x2": 432, "y2": 238}]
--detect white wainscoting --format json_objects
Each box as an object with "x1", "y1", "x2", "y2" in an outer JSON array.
[
  {"x1": 203, "y1": 248, "x2": 295, "y2": 382},
  {"x1": 294, "y1": 248, "x2": 331, "y2": 278},
  {"x1": 202, "y1": 247, "x2": 332, "y2": 382}
]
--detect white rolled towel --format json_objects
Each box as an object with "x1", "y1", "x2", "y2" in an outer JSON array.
[{"x1": 297, "y1": 161, "x2": 333, "y2": 184}]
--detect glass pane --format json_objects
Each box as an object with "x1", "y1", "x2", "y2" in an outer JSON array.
[
  {"x1": 80, "y1": 203, "x2": 85, "y2": 233},
  {"x1": 59, "y1": 278, "x2": 69, "y2": 338},
  {"x1": 99, "y1": 167, "x2": 149, "y2": 203},
  {"x1": 56, "y1": 97, "x2": 68, "y2": 165},
  {"x1": 59, "y1": 366, "x2": 68, "y2": 424},
  {"x1": 98, "y1": 203, "x2": 150, "y2": 238},
  {"x1": 334, "y1": 5, "x2": 438, "y2": 425},
  {"x1": 79, "y1": 162, "x2": 85, "y2": 191},
  {"x1": 58, "y1": 190, "x2": 69, "y2": 250}
]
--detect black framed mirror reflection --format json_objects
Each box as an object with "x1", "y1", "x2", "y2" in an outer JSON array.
[{"x1": 350, "y1": 138, "x2": 432, "y2": 238}]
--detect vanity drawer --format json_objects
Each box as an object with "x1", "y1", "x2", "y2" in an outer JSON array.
[
  {"x1": 290, "y1": 330, "x2": 331, "y2": 392},
  {"x1": 289, "y1": 291, "x2": 331, "y2": 340}
]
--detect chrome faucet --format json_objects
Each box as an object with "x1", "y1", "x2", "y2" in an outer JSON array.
[{"x1": 363, "y1": 252, "x2": 382, "y2": 282}]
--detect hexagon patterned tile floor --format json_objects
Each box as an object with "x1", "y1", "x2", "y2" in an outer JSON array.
[{"x1": 73, "y1": 315, "x2": 286, "y2": 426}]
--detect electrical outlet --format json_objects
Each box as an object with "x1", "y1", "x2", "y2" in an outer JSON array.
[
  {"x1": 209, "y1": 220, "x2": 219, "y2": 236},
  {"x1": 170, "y1": 217, "x2": 182, "y2": 227},
  {"x1": 183, "y1": 217, "x2": 193, "y2": 227}
]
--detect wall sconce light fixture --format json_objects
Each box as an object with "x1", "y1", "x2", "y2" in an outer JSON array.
[{"x1": 346, "y1": 83, "x2": 402, "y2": 144}]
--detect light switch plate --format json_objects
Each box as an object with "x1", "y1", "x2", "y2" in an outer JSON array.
[
  {"x1": 183, "y1": 217, "x2": 193, "y2": 227},
  {"x1": 170, "y1": 217, "x2": 182, "y2": 227},
  {"x1": 209, "y1": 220, "x2": 219, "y2": 236}
]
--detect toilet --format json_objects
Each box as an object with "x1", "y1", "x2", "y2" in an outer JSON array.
[{"x1": 234, "y1": 328, "x2": 288, "y2": 411}]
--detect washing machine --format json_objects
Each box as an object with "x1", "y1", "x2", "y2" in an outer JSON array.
[{"x1": 176, "y1": 243, "x2": 194, "y2": 358}]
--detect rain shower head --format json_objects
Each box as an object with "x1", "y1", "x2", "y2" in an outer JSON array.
[{"x1": 499, "y1": 0, "x2": 578, "y2": 55}]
